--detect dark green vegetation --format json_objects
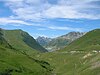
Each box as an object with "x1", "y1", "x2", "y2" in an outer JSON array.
[{"x1": 0, "y1": 28, "x2": 100, "y2": 75}]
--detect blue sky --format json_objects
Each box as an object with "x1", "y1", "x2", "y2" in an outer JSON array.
[{"x1": 0, "y1": 0, "x2": 100, "y2": 38}]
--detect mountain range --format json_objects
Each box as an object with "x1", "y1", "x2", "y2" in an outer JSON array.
[
  {"x1": 36, "y1": 32, "x2": 85, "y2": 51},
  {"x1": 0, "y1": 28, "x2": 100, "y2": 75}
]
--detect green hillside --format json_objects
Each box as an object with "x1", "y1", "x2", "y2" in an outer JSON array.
[
  {"x1": 0, "y1": 46, "x2": 53, "y2": 75},
  {"x1": 0, "y1": 29, "x2": 53, "y2": 75},
  {"x1": 38, "y1": 50, "x2": 100, "y2": 75},
  {"x1": 61, "y1": 29, "x2": 100, "y2": 52},
  {"x1": 0, "y1": 29, "x2": 12, "y2": 48},
  {"x1": 2, "y1": 29, "x2": 47, "y2": 52}
]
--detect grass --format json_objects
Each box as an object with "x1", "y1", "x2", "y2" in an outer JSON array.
[
  {"x1": 36, "y1": 51, "x2": 100, "y2": 75},
  {"x1": 0, "y1": 46, "x2": 53, "y2": 75}
]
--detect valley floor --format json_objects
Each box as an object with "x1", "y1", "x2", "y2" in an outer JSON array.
[
  {"x1": 35, "y1": 51, "x2": 100, "y2": 75},
  {"x1": 1, "y1": 45, "x2": 100, "y2": 75}
]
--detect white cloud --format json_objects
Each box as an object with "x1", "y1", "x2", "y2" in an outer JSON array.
[
  {"x1": 3, "y1": 0, "x2": 100, "y2": 21},
  {"x1": 0, "y1": 17, "x2": 83, "y2": 32},
  {"x1": 47, "y1": 26, "x2": 82, "y2": 31},
  {"x1": 45, "y1": 5, "x2": 100, "y2": 19},
  {"x1": 4, "y1": 0, "x2": 51, "y2": 21},
  {"x1": 37, "y1": 28, "x2": 47, "y2": 31},
  {"x1": 0, "y1": 18, "x2": 32, "y2": 25}
]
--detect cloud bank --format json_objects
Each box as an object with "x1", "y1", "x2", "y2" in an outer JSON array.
[{"x1": 3, "y1": 0, "x2": 100, "y2": 21}]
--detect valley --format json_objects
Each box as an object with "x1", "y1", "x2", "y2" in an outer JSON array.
[
  {"x1": 0, "y1": 28, "x2": 100, "y2": 75},
  {"x1": 0, "y1": 0, "x2": 100, "y2": 75}
]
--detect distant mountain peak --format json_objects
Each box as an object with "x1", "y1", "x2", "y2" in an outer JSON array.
[
  {"x1": 36, "y1": 36, "x2": 52, "y2": 47},
  {"x1": 36, "y1": 31, "x2": 85, "y2": 51}
]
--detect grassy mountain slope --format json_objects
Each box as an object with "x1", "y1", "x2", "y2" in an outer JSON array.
[
  {"x1": 0, "y1": 29, "x2": 12, "y2": 48},
  {"x1": 0, "y1": 29, "x2": 53, "y2": 75},
  {"x1": 0, "y1": 46, "x2": 53, "y2": 75},
  {"x1": 2, "y1": 29, "x2": 47, "y2": 52},
  {"x1": 37, "y1": 51, "x2": 100, "y2": 75},
  {"x1": 61, "y1": 29, "x2": 100, "y2": 51}
]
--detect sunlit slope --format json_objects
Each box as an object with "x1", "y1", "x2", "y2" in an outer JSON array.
[
  {"x1": 61, "y1": 29, "x2": 100, "y2": 51},
  {"x1": 0, "y1": 29, "x2": 53, "y2": 75},
  {"x1": 0, "y1": 29, "x2": 11, "y2": 48},
  {"x1": 38, "y1": 51, "x2": 100, "y2": 75},
  {"x1": 0, "y1": 46, "x2": 53, "y2": 75},
  {"x1": 3, "y1": 29, "x2": 47, "y2": 52}
]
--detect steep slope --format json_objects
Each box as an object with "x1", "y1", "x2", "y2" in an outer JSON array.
[
  {"x1": 2, "y1": 29, "x2": 47, "y2": 52},
  {"x1": 0, "y1": 29, "x2": 11, "y2": 48},
  {"x1": 0, "y1": 29, "x2": 53, "y2": 75},
  {"x1": 0, "y1": 45, "x2": 53, "y2": 75},
  {"x1": 61, "y1": 29, "x2": 100, "y2": 52},
  {"x1": 45, "y1": 32, "x2": 84, "y2": 51}
]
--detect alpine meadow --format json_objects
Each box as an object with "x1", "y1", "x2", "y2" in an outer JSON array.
[{"x1": 0, "y1": 0, "x2": 100, "y2": 75}]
